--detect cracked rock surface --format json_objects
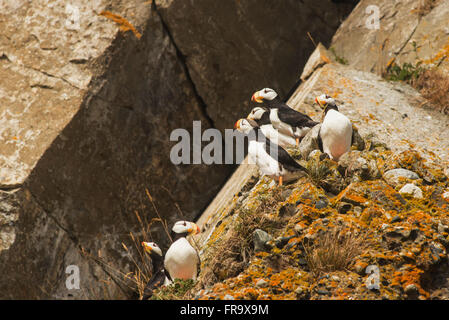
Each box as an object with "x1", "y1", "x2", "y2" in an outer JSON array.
[{"x1": 0, "y1": 0, "x2": 353, "y2": 299}]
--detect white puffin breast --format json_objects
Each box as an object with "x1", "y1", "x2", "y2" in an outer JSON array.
[
  {"x1": 260, "y1": 124, "x2": 296, "y2": 148},
  {"x1": 320, "y1": 109, "x2": 352, "y2": 161},
  {"x1": 248, "y1": 140, "x2": 280, "y2": 177},
  {"x1": 164, "y1": 238, "x2": 199, "y2": 280}
]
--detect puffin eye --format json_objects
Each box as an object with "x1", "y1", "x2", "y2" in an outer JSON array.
[
  {"x1": 264, "y1": 89, "x2": 268, "y2": 94},
  {"x1": 183, "y1": 221, "x2": 186, "y2": 226}
]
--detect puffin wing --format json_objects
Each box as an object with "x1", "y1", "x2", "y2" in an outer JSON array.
[
  {"x1": 277, "y1": 107, "x2": 317, "y2": 128},
  {"x1": 265, "y1": 138, "x2": 308, "y2": 172},
  {"x1": 164, "y1": 267, "x2": 173, "y2": 282},
  {"x1": 196, "y1": 250, "x2": 201, "y2": 278},
  {"x1": 257, "y1": 112, "x2": 272, "y2": 126},
  {"x1": 142, "y1": 270, "x2": 167, "y2": 300},
  {"x1": 317, "y1": 126, "x2": 324, "y2": 152}
]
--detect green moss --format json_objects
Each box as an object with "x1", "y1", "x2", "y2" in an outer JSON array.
[
  {"x1": 384, "y1": 62, "x2": 425, "y2": 82},
  {"x1": 329, "y1": 47, "x2": 348, "y2": 65}
]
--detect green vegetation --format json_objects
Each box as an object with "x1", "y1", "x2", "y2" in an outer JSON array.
[
  {"x1": 329, "y1": 47, "x2": 348, "y2": 65},
  {"x1": 150, "y1": 279, "x2": 197, "y2": 300},
  {"x1": 384, "y1": 61, "x2": 448, "y2": 114},
  {"x1": 306, "y1": 159, "x2": 331, "y2": 187},
  {"x1": 384, "y1": 61, "x2": 425, "y2": 82}
]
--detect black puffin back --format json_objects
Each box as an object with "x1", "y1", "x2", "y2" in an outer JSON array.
[
  {"x1": 141, "y1": 251, "x2": 166, "y2": 300},
  {"x1": 324, "y1": 103, "x2": 339, "y2": 115},
  {"x1": 262, "y1": 133, "x2": 308, "y2": 173},
  {"x1": 255, "y1": 111, "x2": 271, "y2": 126}
]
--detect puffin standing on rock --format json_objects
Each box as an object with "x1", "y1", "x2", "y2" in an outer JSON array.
[
  {"x1": 141, "y1": 241, "x2": 172, "y2": 299},
  {"x1": 251, "y1": 88, "x2": 318, "y2": 146},
  {"x1": 234, "y1": 118, "x2": 308, "y2": 186},
  {"x1": 247, "y1": 106, "x2": 297, "y2": 148},
  {"x1": 164, "y1": 221, "x2": 201, "y2": 281},
  {"x1": 315, "y1": 94, "x2": 353, "y2": 161}
]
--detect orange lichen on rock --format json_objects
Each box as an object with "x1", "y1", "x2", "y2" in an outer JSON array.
[
  {"x1": 99, "y1": 11, "x2": 142, "y2": 39},
  {"x1": 192, "y1": 132, "x2": 449, "y2": 301}
]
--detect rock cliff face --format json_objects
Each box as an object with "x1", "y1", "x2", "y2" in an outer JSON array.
[
  {"x1": 191, "y1": 0, "x2": 449, "y2": 300},
  {"x1": 0, "y1": 0, "x2": 354, "y2": 299},
  {"x1": 154, "y1": 0, "x2": 355, "y2": 131},
  {"x1": 331, "y1": 0, "x2": 449, "y2": 76}
]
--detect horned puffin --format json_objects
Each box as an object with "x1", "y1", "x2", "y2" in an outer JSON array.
[
  {"x1": 234, "y1": 118, "x2": 308, "y2": 186},
  {"x1": 315, "y1": 94, "x2": 353, "y2": 161},
  {"x1": 251, "y1": 88, "x2": 318, "y2": 145},
  {"x1": 247, "y1": 106, "x2": 297, "y2": 148},
  {"x1": 164, "y1": 221, "x2": 201, "y2": 281},
  {"x1": 141, "y1": 241, "x2": 172, "y2": 299}
]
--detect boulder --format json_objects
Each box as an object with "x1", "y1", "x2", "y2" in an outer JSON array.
[
  {"x1": 299, "y1": 124, "x2": 322, "y2": 160},
  {"x1": 399, "y1": 183, "x2": 424, "y2": 199},
  {"x1": 253, "y1": 229, "x2": 272, "y2": 253},
  {"x1": 337, "y1": 150, "x2": 380, "y2": 183},
  {"x1": 300, "y1": 43, "x2": 335, "y2": 81},
  {"x1": 383, "y1": 168, "x2": 420, "y2": 187}
]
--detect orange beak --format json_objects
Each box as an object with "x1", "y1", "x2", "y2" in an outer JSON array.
[
  {"x1": 234, "y1": 119, "x2": 241, "y2": 129},
  {"x1": 315, "y1": 97, "x2": 325, "y2": 108},
  {"x1": 188, "y1": 223, "x2": 201, "y2": 235},
  {"x1": 141, "y1": 242, "x2": 151, "y2": 252},
  {"x1": 251, "y1": 91, "x2": 263, "y2": 103}
]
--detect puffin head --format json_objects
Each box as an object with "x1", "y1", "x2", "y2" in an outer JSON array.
[
  {"x1": 251, "y1": 88, "x2": 278, "y2": 103},
  {"x1": 172, "y1": 221, "x2": 201, "y2": 236},
  {"x1": 247, "y1": 106, "x2": 268, "y2": 120},
  {"x1": 234, "y1": 118, "x2": 258, "y2": 135},
  {"x1": 141, "y1": 241, "x2": 163, "y2": 256},
  {"x1": 315, "y1": 94, "x2": 336, "y2": 109}
]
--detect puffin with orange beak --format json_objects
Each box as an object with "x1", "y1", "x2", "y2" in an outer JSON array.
[
  {"x1": 252, "y1": 88, "x2": 318, "y2": 146},
  {"x1": 140, "y1": 241, "x2": 172, "y2": 299},
  {"x1": 315, "y1": 94, "x2": 353, "y2": 161},
  {"x1": 235, "y1": 118, "x2": 308, "y2": 186},
  {"x1": 164, "y1": 221, "x2": 201, "y2": 281}
]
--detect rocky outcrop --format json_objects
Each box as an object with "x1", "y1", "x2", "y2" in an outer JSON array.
[
  {"x1": 0, "y1": 0, "x2": 229, "y2": 299},
  {"x1": 330, "y1": 0, "x2": 449, "y2": 75},
  {"x1": 192, "y1": 25, "x2": 449, "y2": 299},
  {"x1": 0, "y1": 0, "x2": 355, "y2": 299}
]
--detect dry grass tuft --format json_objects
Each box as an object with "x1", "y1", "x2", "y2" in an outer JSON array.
[
  {"x1": 199, "y1": 186, "x2": 285, "y2": 287},
  {"x1": 415, "y1": 0, "x2": 441, "y2": 17},
  {"x1": 410, "y1": 68, "x2": 449, "y2": 114},
  {"x1": 79, "y1": 188, "x2": 176, "y2": 299},
  {"x1": 304, "y1": 228, "x2": 366, "y2": 277},
  {"x1": 307, "y1": 160, "x2": 331, "y2": 187}
]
